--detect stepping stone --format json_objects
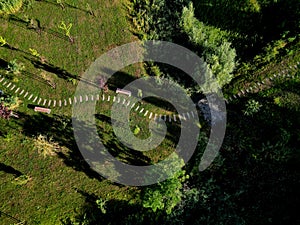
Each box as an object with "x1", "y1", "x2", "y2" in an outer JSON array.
[
  {"x1": 86, "y1": 95, "x2": 89, "y2": 101},
  {"x1": 6, "y1": 82, "x2": 11, "y2": 88},
  {"x1": 69, "y1": 98, "x2": 72, "y2": 104},
  {"x1": 74, "y1": 96, "x2": 77, "y2": 103},
  {"x1": 173, "y1": 114, "x2": 177, "y2": 121},
  {"x1": 163, "y1": 115, "x2": 166, "y2": 121},
  {"x1": 80, "y1": 96, "x2": 83, "y2": 102},
  {"x1": 53, "y1": 100, "x2": 56, "y2": 107},
  {"x1": 169, "y1": 115, "x2": 172, "y2": 122},
  {"x1": 139, "y1": 108, "x2": 144, "y2": 113},
  {"x1": 38, "y1": 98, "x2": 42, "y2": 105},
  {"x1": 33, "y1": 96, "x2": 38, "y2": 103},
  {"x1": 96, "y1": 94, "x2": 99, "y2": 101},
  {"x1": 122, "y1": 99, "x2": 126, "y2": 104},
  {"x1": 131, "y1": 103, "x2": 135, "y2": 108},
  {"x1": 64, "y1": 99, "x2": 67, "y2": 106},
  {"x1": 178, "y1": 114, "x2": 182, "y2": 121},
  {"x1": 107, "y1": 96, "x2": 111, "y2": 101},
  {"x1": 3, "y1": 81, "x2": 7, "y2": 86},
  {"x1": 43, "y1": 99, "x2": 48, "y2": 106},
  {"x1": 191, "y1": 111, "x2": 195, "y2": 118},
  {"x1": 159, "y1": 114, "x2": 162, "y2": 121},
  {"x1": 135, "y1": 106, "x2": 139, "y2": 111},
  {"x1": 113, "y1": 96, "x2": 116, "y2": 102},
  {"x1": 15, "y1": 87, "x2": 20, "y2": 93},
  {"x1": 126, "y1": 101, "x2": 130, "y2": 107},
  {"x1": 144, "y1": 110, "x2": 148, "y2": 117},
  {"x1": 59, "y1": 100, "x2": 62, "y2": 107},
  {"x1": 102, "y1": 95, "x2": 105, "y2": 101},
  {"x1": 0, "y1": 78, "x2": 4, "y2": 82},
  {"x1": 48, "y1": 100, "x2": 52, "y2": 107},
  {"x1": 28, "y1": 94, "x2": 33, "y2": 100},
  {"x1": 117, "y1": 97, "x2": 120, "y2": 103},
  {"x1": 24, "y1": 92, "x2": 28, "y2": 98},
  {"x1": 149, "y1": 112, "x2": 153, "y2": 119},
  {"x1": 182, "y1": 113, "x2": 187, "y2": 120},
  {"x1": 10, "y1": 85, "x2": 15, "y2": 91},
  {"x1": 91, "y1": 95, "x2": 94, "y2": 101},
  {"x1": 186, "y1": 112, "x2": 191, "y2": 119}
]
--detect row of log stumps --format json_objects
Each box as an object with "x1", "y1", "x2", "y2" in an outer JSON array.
[
  {"x1": 2, "y1": 61, "x2": 298, "y2": 123},
  {"x1": 0, "y1": 76, "x2": 198, "y2": 123},
  {"x1": 227, "y1": 61, "x2": 299, "y2": 102}
]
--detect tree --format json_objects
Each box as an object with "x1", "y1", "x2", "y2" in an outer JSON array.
[
  {"x1": 181, "y1": 2, "x2": 237, "y2": 87},
  {"x1": 141, "y1": 154, "x2": 189, "y2": 214}
]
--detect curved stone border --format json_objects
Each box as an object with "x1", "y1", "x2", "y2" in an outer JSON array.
[
  {"x1": 0, "y1": 74, "x2": 197, "y2": 123},
  {"x1": 227, "y1": 61, "x2": 299, "y2": 102},
  {"x1": 1, "y1": 61, "x2": 298, "y2": 122}
]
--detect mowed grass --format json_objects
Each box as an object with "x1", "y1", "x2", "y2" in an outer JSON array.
[
  {"x1": 0, "y1": 0, "x2": 194, "y2": 224},
  {"x1": 0, "y1": 0, "x2": 138, "y2": 224}
]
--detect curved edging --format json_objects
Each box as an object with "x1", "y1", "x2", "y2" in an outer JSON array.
[
  {"x1": 1, "y1": 61, "x2": 298, "y2": 122},
  {"x1": 227, "y1": 61, "x2": 300, "y2": 102},
  {"x1": 0, "y1": 75, "x2": 196, "y2": 123}
]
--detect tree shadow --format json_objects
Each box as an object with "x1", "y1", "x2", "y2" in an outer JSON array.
[
  {"x1": 0, "y1": 58, "x2": 8, "y2": 69},
  {"x1": 25, "y1": 56, "x2": 77, "y2": 80},
  {"x1": 0, "y1": 163, "x2": 23, "y2": 177},
  {"x1": 95, "y1": 114, "x2": 152, "y2": 166},
  {"x1": 24, "y1": 56, "x2": 100, "y2": 88},
  {"x1": 15, "y1": 112, "x2": 104, "y2": 181},
  {"x1": 193, "y1": 0, "x2": 300, "y2": 59},
  {"x1": 61, "y1": 189, "x2": 172, "y2": 225},
  {"x1": 38, "y1": 0, "x2": 91, "y2": 15},
  {"x1": 2, "y1": 14, "x2": 69, "y2": 41}
]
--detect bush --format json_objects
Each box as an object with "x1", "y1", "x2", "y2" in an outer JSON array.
[
  {"x1": 127, "y1": 0, "x2": 188, "y2": 41},
  {"x1": 0, "y1": 0, "x2": 23, "y2": 14},
  {"x1": 181, "y1": 2, "x2": 237, "y2": 87}
]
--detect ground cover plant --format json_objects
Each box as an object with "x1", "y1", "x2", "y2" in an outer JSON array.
[{"x1": 0, "y1": 0, "x2": 299, "y2": 224}]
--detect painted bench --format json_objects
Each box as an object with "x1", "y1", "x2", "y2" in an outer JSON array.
[
  {"x1": 116, "y1": 88, "x2": 131, "y2": 97},
  {"x1": 34, "y1": 106, "x2": 51, "y2": 114}
]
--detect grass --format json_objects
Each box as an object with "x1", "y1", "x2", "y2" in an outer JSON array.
[{"x1": 0, "y1": 0, "x2": 198, "y2": 223}]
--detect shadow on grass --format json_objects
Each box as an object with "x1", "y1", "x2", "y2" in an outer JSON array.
[
  {"x1": 61, "y1": 189, "x2": 170, "y2": 225},
  {"x1": 193, "y1": 0, "x2": 300, "y2": 58},
  {"x1": 38, "y1": 0, "x2": 91, "y2": 15},
  {"x1": 15, "y1": 112, "x2": 104, "y2": 181},
  {"x1": 0, "y1": 163, "x2": 23, "y2": 177},
  {"x1": 95, "y1": 114, "x2": 152, "y2": 166},
  {"x1": 1, "y1": 15, "x2": 69, "y2": 41}
]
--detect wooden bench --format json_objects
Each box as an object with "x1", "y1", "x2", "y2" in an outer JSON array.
[
  {"x1": 34, "y1": 106, "x2": 51, "y2": 114},
  {"x1": 116, "y1": 88, "x2": 131, "y2": 97}
]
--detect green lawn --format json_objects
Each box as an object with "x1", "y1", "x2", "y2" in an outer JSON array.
[{"x1": 0, "y1": 0, "x2": 147, "y2": 224}]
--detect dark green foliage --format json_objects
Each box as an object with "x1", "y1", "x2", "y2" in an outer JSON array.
[
  {"x1": 127, "y1": 0, "x2": 188, "y2": 41},
  {"x1": 181, "y1": 2, "x2": 237, "y2": 87}
]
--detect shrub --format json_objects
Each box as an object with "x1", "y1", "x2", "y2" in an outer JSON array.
[
  {"x1": 34, "y1": 134, "x2": 61, "y2": 158},
  {"x1": 181, "y1": 2, "x2": 237, "y2": 87},
  {"x1": 6, "y1": 59, "x2": 25, "y2": 75}
]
